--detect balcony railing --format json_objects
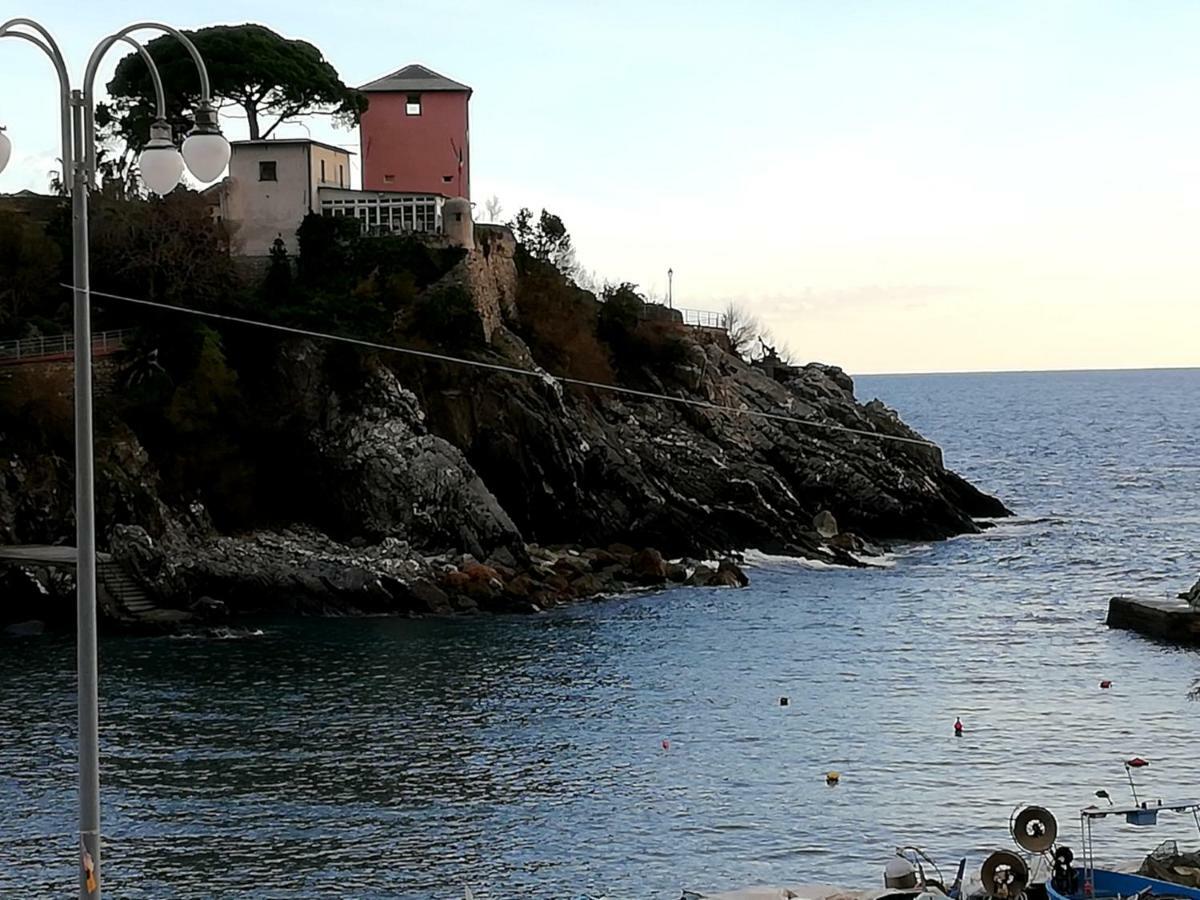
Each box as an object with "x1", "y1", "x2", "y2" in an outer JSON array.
[
  {"x1": 679, "y1": 308, "x2": 725, "y2": 330},
  {"x1": 0, "y1": 329, "x2": 131, "y2": 364}
]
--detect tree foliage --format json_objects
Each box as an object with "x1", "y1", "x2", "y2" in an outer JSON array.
[
  {"x1": 99, "y1": 23, "x2": 367, "y2": 162},
  {"x1": 0, "y1": 211, "x2": 63, "y2": 336},
  {"x1": 722, "y1": 301, "x2": 764, "y2": 359},
  {"x1": 510, "y1": 208, "x2": 579, "y2": 277},
  {"x1": 87, "y1": 191, "x2": 235, "y2": 310}
]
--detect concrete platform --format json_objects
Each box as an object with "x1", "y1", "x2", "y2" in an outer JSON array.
[{"x1": 1107, "y1": 595, "x2": 1200, "y2": 645}]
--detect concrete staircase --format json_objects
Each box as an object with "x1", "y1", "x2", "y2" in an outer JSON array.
[{"x1": 97, "y1": 559, "x2": 156, "y2": 618}]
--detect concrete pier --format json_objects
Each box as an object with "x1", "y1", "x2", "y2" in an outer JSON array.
[{"x1": 1107, "y1": 595, "x2": 1200, "y2": 644}]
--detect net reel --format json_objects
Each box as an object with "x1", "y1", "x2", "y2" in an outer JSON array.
[
  {"x1": 1011, "y1": 805, "x2": 1058, "y2": 854},
  {"x1": 981, "y1": 851, "x2": 1030, "y2": 900}
]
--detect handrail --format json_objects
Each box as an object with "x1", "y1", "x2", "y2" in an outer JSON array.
[
  {"x1": 679, "y1": 308, "x2": 726, "y2": 330},
  {"x1": 0, "y1": 328, "x2": 132, "y2": 361}
]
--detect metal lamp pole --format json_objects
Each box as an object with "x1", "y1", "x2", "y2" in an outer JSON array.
[
  {"x1": 0, "y1": 20, "x2": 229, "y2": 899},
  {"x1": 667, "y1": 267, "x2": 674, "y2": 309}
]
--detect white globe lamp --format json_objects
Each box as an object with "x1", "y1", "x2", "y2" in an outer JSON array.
[
  {"x1": 0, "y1": 127, "x2": 11, "y2": 175},
  {"x1": 138, "y1": 119, "x2": 184, "y2": 195},
  {"x1": 181, "y1": 101, "x2": 229, "y2": 182}
]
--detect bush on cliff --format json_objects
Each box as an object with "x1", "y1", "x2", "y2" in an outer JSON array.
[
  {"x1": 598, "y1": 282, "x2": 691, "y2": 380},
  {"x1": 511, "y1": 259, "x2": 614, "y2": 383},
  {"x1": 0, "y1": 367, "x2": 74, "y2": 450},
  {"x1": 404, "y1": 283, "x2": 484, "y2": 349},
  {"x1": 0, "y1": 210, "x2": 64, "y2": 339}
]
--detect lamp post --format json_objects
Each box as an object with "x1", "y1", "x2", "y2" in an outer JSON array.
[
  {"x1": 667, "y1": 267, "x2": 674, "y2": 309},
  {"x1": 0, "y1": 19, "x2": 229, "y2": 899}
]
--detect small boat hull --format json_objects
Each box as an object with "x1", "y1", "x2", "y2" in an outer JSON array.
[{"x1": 1046, "y1": 867, "x2": 1200, "y2": 900}]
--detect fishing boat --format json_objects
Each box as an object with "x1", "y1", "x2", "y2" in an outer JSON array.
[
  {"x1": 1043, "y1": 800, "x2": 1200, "y2": 900},
  {"x1": 1042, "y1": 762, "x2": 1200, "y2": 900}
]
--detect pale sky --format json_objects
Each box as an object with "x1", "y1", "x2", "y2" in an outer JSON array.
[{"x1": 2, "y1": 1, "x2": 1199, "y2": 374}]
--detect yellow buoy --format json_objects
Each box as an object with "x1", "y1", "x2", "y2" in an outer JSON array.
[{"x1": 826, "y1": 771, "x2": 840, "y2": 785}]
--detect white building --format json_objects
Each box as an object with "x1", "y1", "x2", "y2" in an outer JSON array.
[{"x1": 211, "y1": 138, "x2": 452, "y2": 257}]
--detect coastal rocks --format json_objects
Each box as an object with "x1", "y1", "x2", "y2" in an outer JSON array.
[
  {"x1": 1183, "y1": 576, "x2": 1200, "y2": 607},
  {"x1": 813, "y1": 510, "x2": 838, "y2": 538},
  {"x1": 411, "y1": 324, "x2": 1010, "y2": 561},
  {"x1": 269, "y1": 343, "x2": 523, "y2": 557},
  {"x1": 0, "y1": 563, "x2": 73, "y2": 630},
  {"x1": 629, "y1": 548, "x2": 669, "y2": 584},
  {"x1": 108, "y1": 522, "x2": 747, "y2": 625}
]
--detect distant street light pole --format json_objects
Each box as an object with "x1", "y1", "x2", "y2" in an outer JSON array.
[
  {"x1": 0, "y1": 19, "x2": 229, "y2": 899},
  {"x1": 667, "y1": 267, "x2": 674, "y2": 309}
]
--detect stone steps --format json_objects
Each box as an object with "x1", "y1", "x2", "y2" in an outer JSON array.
[{"x1": 97, "y1": 561, "x2": 156, "y2": 617}]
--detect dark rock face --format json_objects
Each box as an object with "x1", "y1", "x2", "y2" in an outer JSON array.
[
  {"x1": 261, "y1": 342, "x2": 523, "y2": 556},
  {"x1": 413, "y1": 332, "x2": 1009, "y2": 560},
  {"x1": 1182, "y1": 577, "x2": 1200, "y2": 606},
  {"x1": 0, "y1": 280, "x2": 1007, "y2": 625}
]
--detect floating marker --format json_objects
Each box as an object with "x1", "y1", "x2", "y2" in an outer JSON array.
[
  {"x1": 780, "y1": 697, "x2": 789, "y2": 707},
  {"x1": 1100, "y1": 680, "x2": 1112, "y2": 689},
  {"x1": 954, "y1": 716, "x2": 964, "y2": 736},
  {"x1": 826, "y1": 771, "x2": 840, "y2": 785},
  {"x1": 662, "y1": 739, "x2": 670, "y2": 750}
]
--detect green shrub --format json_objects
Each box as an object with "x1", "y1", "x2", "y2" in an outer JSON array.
[{"x1": 406, "y1": 283, "x2": 484, "y2": 348}]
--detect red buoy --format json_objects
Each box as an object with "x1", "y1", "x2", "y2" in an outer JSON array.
[
  {"x1": 954, "y1": 716, "x2": 964, "y2": 735},
  {"x1": 1100, "y1": 680, "x2": 1112, "y2": 689},
  {"x1": 662, "y1": 739, "x2": 670, "y2": 750}
]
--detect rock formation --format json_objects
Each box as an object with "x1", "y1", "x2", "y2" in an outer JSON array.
[{"x1": 0, "y1": 231, "x2": 1009, "y2": 630}]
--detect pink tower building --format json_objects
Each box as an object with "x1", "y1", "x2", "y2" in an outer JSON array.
[{"x1": 358, "y1": 64, "x2": 471, "y2": 199}]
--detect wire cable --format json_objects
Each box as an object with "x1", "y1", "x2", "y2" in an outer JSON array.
[{"x1": 74, "y1": 284, "x2": 939, "y2": 449}]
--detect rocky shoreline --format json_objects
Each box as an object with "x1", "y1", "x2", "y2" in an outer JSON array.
[
  {"x1": 1, "y1": 241, "x2": 1010, "y2": 636},
  {"x1": 107, "y1": 523, "x2": 754, "y2": 629}
]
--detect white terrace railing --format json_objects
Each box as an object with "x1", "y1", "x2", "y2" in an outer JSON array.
[
  {"x1": 678, "y1": 308, "x2": 725, "y2": 330},
  {"x1": 0, "y1": 329, "x2": 132, "y2": 365}
]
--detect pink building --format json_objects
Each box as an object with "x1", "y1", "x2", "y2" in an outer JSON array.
[{"x1": 358, "y1": 64, "x2": 471, "y2": 199}]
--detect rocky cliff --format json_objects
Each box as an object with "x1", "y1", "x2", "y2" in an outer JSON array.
[{"x1": 0, "y1": 229, "x2": 1009, "y2": 631}]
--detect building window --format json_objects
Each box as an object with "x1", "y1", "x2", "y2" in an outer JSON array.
[
  {"x1": 406, "y1": 94, "x2": 421, "y2": 116},
  {"x1": 384, "y1": 174, "x2": 395, "y2": 184},
  {"x1": 320, "y1": 159, "x2": 326, "y2": 182},
  {"x1": 338, "y1": 164, "x2": 344, "y2": 187},
  {"x1": 442, "y1": 175, "x2": 453, "y2": 184},
  {"x1": 259, "y1": 161, "x2": 277, "y2": 182}
]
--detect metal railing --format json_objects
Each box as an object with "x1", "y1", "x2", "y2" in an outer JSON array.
[
  {"x1": 0, "y1": 329, "x2": 131, "y2": 363},
  {"x1": 679, "y1": 308, "x2": 725, "y2": 330}
]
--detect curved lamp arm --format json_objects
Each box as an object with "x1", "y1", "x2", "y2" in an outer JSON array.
[
  {"x1": 83, "y1": 24, "x2": 198, "y2": 182},
  {"x1": 0, "y1": 18, "x2": 74, "y2": 188}
]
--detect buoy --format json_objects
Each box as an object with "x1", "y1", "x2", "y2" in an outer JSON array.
[
  {"x1": 954, "y1": 716, "x2": 964, "y2": 735},
  {"x1": 826, "y1": 771, "x2": 840, "y2": 785},
  {"x1": 661, "y1": 739, "x2": 670, "y2": 750},
  {"x1": 780, "y1": 697, "x2": 789, "y2": 707},
  {"x1": 1100, "y1": 680, "x2": 1112, "y2": 689}
]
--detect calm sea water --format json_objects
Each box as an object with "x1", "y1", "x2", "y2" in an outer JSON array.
[{"x1": 2, "y1": 368, "x2": 1199, "y2": 899}]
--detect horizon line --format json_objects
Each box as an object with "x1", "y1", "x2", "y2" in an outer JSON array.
[{"x1": 852, "y1": 363, "x2": 1200, "y2": 378}]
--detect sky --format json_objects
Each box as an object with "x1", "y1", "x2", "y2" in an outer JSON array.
[{"x1": 2, "y1": 0, "x2": 1199, "y2": 374}]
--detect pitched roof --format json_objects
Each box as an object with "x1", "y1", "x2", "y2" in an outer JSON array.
[
  {"x1": 230, "y1": 138, "x2": 356, "y2": 156},
  {"x1": 358, "y1": 64, "x2": 471, "y2": 94}
]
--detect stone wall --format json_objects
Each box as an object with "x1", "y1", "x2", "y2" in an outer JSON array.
[{"x1": 438, "y1": 224, "x2": 518, "y2": 343}]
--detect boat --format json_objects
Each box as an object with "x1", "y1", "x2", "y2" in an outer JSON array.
[{"x1": 1044, "y1": 799, "x2": 1200, "y2": 900}]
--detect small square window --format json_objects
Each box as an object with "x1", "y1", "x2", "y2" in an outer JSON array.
[
  {"x1": 383, "y1": 174, "x2": 395, "y2": 184},
  {"x1": 442, "y1": 175, "x2": 453, "y2": 183},
  {"x1": 259, "y1": 161, "x2": 277, "y2": 182},
  {"x1": 405, "y1": 94, "x2": 421, "y2": 116}
]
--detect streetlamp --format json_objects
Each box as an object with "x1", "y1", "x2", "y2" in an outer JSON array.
[
  {"x1": 667, "y1": 267, "x2": 674, "y2": 309},
  {"x1": 0, "y1": 19, "x2": 229, "y2": 899}
]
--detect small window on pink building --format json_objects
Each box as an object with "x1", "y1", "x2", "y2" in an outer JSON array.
[
  {"x1": 405, "y1": 94, "x2": 421, "y2": 116},
  {"x1": 384, "y1": 174, "x2": 395, "y2": 184}
]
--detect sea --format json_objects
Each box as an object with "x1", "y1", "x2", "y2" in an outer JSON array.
[{"x1": 1, "y1": 367, "x2": 1198, "y2": 899}]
